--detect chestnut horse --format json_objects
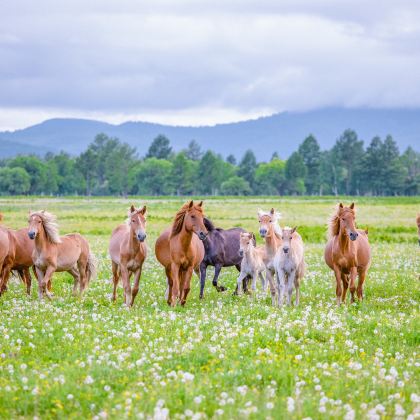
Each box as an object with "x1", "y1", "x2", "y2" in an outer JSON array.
[
  {"x1": 28, "y1": 211, "x2": 96, "y2": 299},
  {"x1": 0, "y1": 213, "x2": 40, "y2": 296},
  {"x1": 324, "y1": 203, "x2": 371, "y2": 305},
  {"x1": 155, "y1": 201, "x2": 207, "y2": 307},
  {"x1": 109, "y1": 205, "x2": 147, "y2": 307}
]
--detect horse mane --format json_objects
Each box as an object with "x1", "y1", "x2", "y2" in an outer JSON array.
[
  {"x1": 258, "y1": 209, "x2": 282, "y2": 235},
  {"x1": 203, "y1": 217, "x2": 216, "y2": 232},
  {"x1": 170, "y1": 203, "x2": 203, "y2": 238},
  {"x1": 30, "y1": 211, "x2": 62, "y2": 244},
  {"x1": 328, "y1": 205, "x2": 355, "y2": 238}
]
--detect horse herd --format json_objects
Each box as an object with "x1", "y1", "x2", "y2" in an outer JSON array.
[{"x1": 0, "y1": 200, "x2": 385, "y2": 308}]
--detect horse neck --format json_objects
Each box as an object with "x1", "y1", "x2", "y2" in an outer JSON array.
[
  {"x1": 338, "y1": 227, "x2": 354, "y2": 254},
  {"x1": 264, "y1": 226, "x2": 280, "y2": 254},
  {"x1": 128, "y1": 228, "x2": 140, "y2": 251},
  {"x1": 178, "y1": 222, "x2": 194, "y2": 251},
  {"x1": 34, "y1": 225, "x2": 51, "y2": 253}
]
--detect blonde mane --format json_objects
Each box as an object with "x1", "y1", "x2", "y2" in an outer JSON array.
[
  {"x1": 30, "y1": 211, "x2": 62, "y2": 244},
  {"x1": 328, "y1": 205, "x2": 355, "y2": 238},
  {"x1": 171, "y1": 202, "x2": 203, "y2": 238}
]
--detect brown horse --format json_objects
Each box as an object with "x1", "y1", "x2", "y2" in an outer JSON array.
[
  {"x1": 28, "y1": 211, "x2": 96, "y2": 299},
  {"x1": 0, "y1": 213, "x2": 40, "y2": 296},
  {"x1": 155, "y1": 200, "x2": 207, "y2": 307},
  {"x1": 109, "y1": 205, "x2": 147, "y2": 307},
  {"x1": 324, "y1": 203, "x2": 371, "y2": 305}
]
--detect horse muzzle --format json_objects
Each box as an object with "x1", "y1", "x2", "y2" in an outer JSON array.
[
  {"x1": 137, "y1": 232, "x2": 147, "y2": 242},
  {"x1": 283, "y1": 247, "x2": 289, "y2": 254},
  {"x1": 198, "y1": 231, "x2": 207, "y2": 241},
  {"x1": 238, "y1": 250, "x2": 244, "y2": 258},
  {"x1": 28, "y1": 231, "x2": 36, "y2": 240},
  {"x1": 259, "y1": 229, "x2": 267, "y2": 238},
  {"x1": 349, "y1": 232, "x2": 359, "y2": 241}
]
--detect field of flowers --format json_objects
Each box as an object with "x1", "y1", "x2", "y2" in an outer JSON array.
[{"x1": 0, "y1": 196, "x2": 419, "y2": 419}]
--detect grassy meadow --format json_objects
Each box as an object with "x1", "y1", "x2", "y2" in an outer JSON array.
[{"x1": 0, "y1": 196, "x2": 419, "y2": 419}]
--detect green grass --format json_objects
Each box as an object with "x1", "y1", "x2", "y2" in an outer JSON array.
[{"x1": 0, "y1": 197, "x2": 419, "y2": 419}]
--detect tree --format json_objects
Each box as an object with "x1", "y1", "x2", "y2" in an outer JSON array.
[
  {"x1": 285, "y1": 152, "x2": 306, "y2": 195},
  {"x1": 220, "y1": 176, "x2": 251, "y2": 195},
  {"x1": 0, "y1": 167, "x2": 31, "y2": 195},
  {"x1": 298, "y1": 135, "x2": 321, "y2": 195},
  {"x1": 332, "y1": 129, "x2": 364, "y2": 195},
  {"x1": 197, "y1": 151, "x2": 232, "y2": 195},
  {"x1": 400, "y1": 147, "x2": 420, "y2": 195},
  {"x1": 129, "y1": 158, "x2": 173, "y2": 195},
  {"x1": 146, "y1": 135, "x2": 172, "y2": 159},
  {"x1": 254, "y1": 158, "x2": 286, "y2": 195},
  {"x1": 185, "y1": 140, "x2": 203, "y2": 161},
  {"x1": 238, "y1": 150, "x2": 257, "y2": 189},
  {"x1": 76, "y1": 148, "x2": 97, "y2": 195},
  {"x1": 226, "y1": 154, "x2": 237, "y2": 165},
  {"x1": 171, "y1": 152, "x2": 198, "y2": 195}
]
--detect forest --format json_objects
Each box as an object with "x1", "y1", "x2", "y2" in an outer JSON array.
[{"x1": 0, "y1": 130, "x2": 418, "y2": 196}]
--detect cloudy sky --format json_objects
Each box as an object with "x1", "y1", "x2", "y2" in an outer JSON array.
[{"x1": 1, "y1": 0, "x2": 420, "y2": 130}]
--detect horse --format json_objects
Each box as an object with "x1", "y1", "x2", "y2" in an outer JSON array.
[
  {"x1": 0, "y1": 213, "x2": 40, "y2": 296},
  {"x1": 155, "y1": 200, "x2": 207, "y2": 307},
  {"x1": 258, "y1": 208, "x2": 282, "y2": 305},
  {"x1": 109, "y1": 205, "x2": 147, "y2": 307},
  {"x1": 273, "y1": 227, "x2": 305, "y2": 306},
  {"x1": 236, "y1": 232, "x2": 266, "y2": 294},
  {"x1": 28, "y1": 210, "x2": 96, "y2": 299},
  {"x1": 199, "y1": 217, "x2": 248, "y2": 299},
  {"x1": 324, "y1": 203, "x2": 371, "y2": 305}
]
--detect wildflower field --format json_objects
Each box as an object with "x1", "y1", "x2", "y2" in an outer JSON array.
[{"x1": 0, "y1": 196, "x2": 419, "y2": 419}]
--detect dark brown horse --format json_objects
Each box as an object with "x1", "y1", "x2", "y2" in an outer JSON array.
[
  {"x1": 155, "y1": 201, "x2": 207, "y2": 306},
  {"x1": 324, "y1": 203, "x2": 371, "y2": 305},
  {"x1": 199, "y1": 218, "x2": 247, "y2": 299}
]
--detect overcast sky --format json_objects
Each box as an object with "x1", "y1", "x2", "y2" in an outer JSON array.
[{"x1": 1, "y1": 0, "x2": 420, "y2": 130}]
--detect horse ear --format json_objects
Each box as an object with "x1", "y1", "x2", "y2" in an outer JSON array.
[
  {"x1": 350, "y1": 202, "x2": 355, "y2": 209},
  {"x1": 140, "y1": 205, "x2": 146, "y2": 215},
  {"x1": 41, "y1": 210, "x2": 45, "y2": 214},
  {"x1": 339, "y1": 203, "x2": 343, "y2": 208},
  {"x1": 291, "y1": 226, "x2": 297, "y2": 234},
  {"x1": 188, "y1": 200, "x2": 194, "y2": 209},
  {"x1": 197, "y1": 201, "x2": 203, "y2": 207},
  {"x1": 130, "y1": 205, "x2": 135, "y2": 213},
  {"x1": 270, "y1": 208, "x2": 275, "y2": 215}
]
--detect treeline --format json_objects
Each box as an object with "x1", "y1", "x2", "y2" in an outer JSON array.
[{"x1": 0, "y1": 130, "x2": 418, "y2": 196}]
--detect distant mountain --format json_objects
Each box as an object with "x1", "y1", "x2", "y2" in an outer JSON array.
[
  {"x1": 0, "y1": 138, "x2": 52, "y2": 158},
  {"x1": 0, "y1": 108, "x2": 419, "y2": 160}
]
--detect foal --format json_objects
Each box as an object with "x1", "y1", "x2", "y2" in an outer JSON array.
[
  {"x1": 258, "y1": 208, "x2": 282, "y2": 305},
  {"x1": 273, "y1": 227, "x2": 305, "y2": 306},
  {"x1": 324, "y1": 203, "x2": 371, "y2": 305},
  {"x1": 109, "y1": 205, "x2": 147, "y2": 307},
  {"x1": 236, "y1": 232, "x2": 266, "y2": 294}
]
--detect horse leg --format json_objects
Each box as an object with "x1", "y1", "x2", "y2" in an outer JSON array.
[
  {"x1": 120, "y1": 265, "x2": 132, "y2": 307},
  {"x1": 341, "y1": 273, "x2": 349, "y2": 303},
  {"x1": 170, "y1": 263, "x2": 180, "y2": 307},
  {"x1": 165, "y1": 266, "x2": 173, "y2": 304},
  {"x1": 357, "y1": 268, "x2": 367, "y2": 301},
  {"x1": 213, "y1": 264, "x2": 226, "y2": 292},
  {"x1": 180, "y1": 267, "x2": 193, "y2": 306},
  {"x1": 111, "y1": 261, "x2": 119, "y2": 302},
  {"x1": 349, "y1": 267, "x2": 357, "y2": 303},
  {"x1": 23, "y1": 268, "x2": 32, "y2": 295},
  {"x1": 0, "y1": 260, "x2": 13, "y2": 295},
  {"x1": 199, "y1": 262, "x2": 207, "y2": 299},
  {"x1": 235, "y1": 271, "x2": 247, "y2": 295},
  {"x1": 42, "y1": 266, "x2": 55, "y2": 300},
  {"x1": 277, "y1": 270, "x2": 286, "y2": 307},
  {"x1": 131, "y1": 264, "x2": 143, "y2": 307},
  {"x1": 295, "y1": 280, "x2": 300, "y2": 306},
  {"x1": 333, "y1": 266, "x2": 343, "y2": 306},
  {"x1": 77, "y1": 261, "x2": 88, "y2": 296},
  {"x1": 287, "y1": 270, "x2": 295, "y2": 306},
  {"x1": 265, "y1": 270, "x2": 276, "y2": 305}
]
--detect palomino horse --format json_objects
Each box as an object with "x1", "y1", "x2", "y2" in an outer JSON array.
[
  {"x1": 155, "y1": 201, "x2": 207, "y2": 307},
  {"x1": 324, "y1": 203, "x2": 371, "y2": 305},
  {"x1": 109, "y1": 205, "x2": 147, "y2": 307},
  {"x1": 28, "y1": 211, "x2": 96, "y2": 299},
  {"x1": 236, "y1": 232, "x2": 266, "y2": 294},
  {"x1": 0, "y1": 213, "x2": 40, "y2": 296},
  {"x1": 273, "y1": 227, "x2": 305, "y2": 306},
  {"x1": 199, "y1": 217, "x2": 247, "y2": 299},
  {"x1": 258, "y1": 208, "x2": 282, "y2": 305}
]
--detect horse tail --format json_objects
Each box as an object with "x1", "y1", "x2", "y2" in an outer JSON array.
[{"x1": 86, "y1": 252, "x2": 97, "y2": 284}]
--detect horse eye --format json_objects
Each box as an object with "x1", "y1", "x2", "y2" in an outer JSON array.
[
  {"x1": 290, "y1": 236, "x2": 292, "y2": 240},
  {"x1": 191, "y1": 215, "x2": 196, "y2": 219},
  {"x1": 132, "y1": 219, "x2": 135, "y2": 222},
  {"x1": 38, "y1": 221, "x2": 41, "y2": 223}
]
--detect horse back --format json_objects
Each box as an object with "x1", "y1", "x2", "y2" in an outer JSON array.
[
  {"x1": 109, "y1": 224, "x2": 129, "y2": 264},
  {"x1": 155, "y1": 228, "x2": 171, "y2": 268}
]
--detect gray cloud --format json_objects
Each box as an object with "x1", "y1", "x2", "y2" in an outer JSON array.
[{"x1": 1, "y1": 0, "x2": 420, "y2": 129}]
